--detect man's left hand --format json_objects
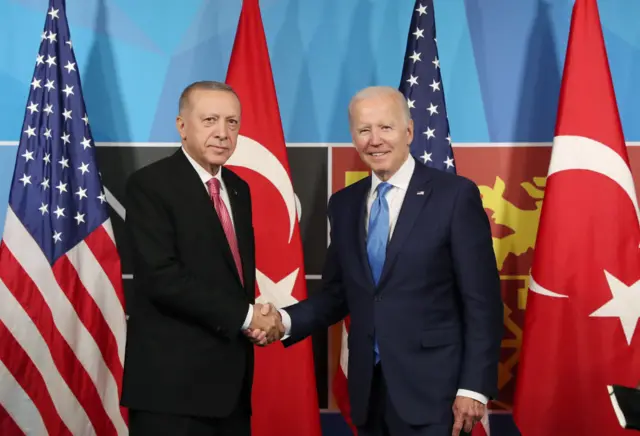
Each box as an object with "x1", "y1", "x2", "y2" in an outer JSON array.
[{"x1": 452, "y1": 396, "x2": 485, "y2": 435}]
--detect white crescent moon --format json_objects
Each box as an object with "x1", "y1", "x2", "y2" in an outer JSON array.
[
  {"x1": 530, "y1": 135, "x2": 640, "y2": 298},
  {"x1": 226, "y1": 134, "x2": 297, "y2": 242}
]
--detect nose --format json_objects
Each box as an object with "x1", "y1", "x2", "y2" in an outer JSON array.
[
  {"x1": 370, "y1": 128, "x2": 382, "y2": 146},
  {"x1": 214, "y1": 119, "x2": 229, "y2": 141}
]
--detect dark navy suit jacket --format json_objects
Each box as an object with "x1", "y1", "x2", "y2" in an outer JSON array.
[{"x1": 283, "y1": 157, "x2": 503, "y2": 426}]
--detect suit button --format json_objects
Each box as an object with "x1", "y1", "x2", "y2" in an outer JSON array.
[{"x1": 374, "y1": 296, "x2": 381, "y2": 302}]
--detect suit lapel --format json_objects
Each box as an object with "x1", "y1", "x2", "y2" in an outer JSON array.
[
  {"x1": 377, "y1": 164, "x2": 432, "y2": 288},
  {"x1": 174, "y1": 151, "x2": 242, "y2": 287},
  {"x1": 355, "y1": 178, "x2": 375, "y2": 289}
]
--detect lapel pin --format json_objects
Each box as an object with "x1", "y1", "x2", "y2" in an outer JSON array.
[{"x1": 417, "y1": 191, "x2": 424, "y2": 195}]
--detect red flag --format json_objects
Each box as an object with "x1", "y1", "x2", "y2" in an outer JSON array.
[
  {"x1": 513, "y1": 0, "x2": 640, "y2": 434},
  {"x1": 224, "y1": 1, "x2": 322, "y2": 435}
]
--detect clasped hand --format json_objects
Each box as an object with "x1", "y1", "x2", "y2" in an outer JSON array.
[{"x1": 243, "y1": 303, "x2": 284, "y2": 346}]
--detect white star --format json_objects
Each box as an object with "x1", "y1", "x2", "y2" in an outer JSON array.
[
  {"x1": 31, "y1": 78, "x2": 41, "y2": 90},
  {"x1": 53, "y1": 206, "x2": 65, "y2": 219},
  {"x1": 19, "y1": 174, "x2": 31, "y2": 186},
  {"x1": 75, "y1": 187, "x2": 88, "y2": 200},
  {"x1": 46, "y1": 32, "x2": 57, "y2": 44},
  {"x1": 420, "y1": 151, "x2": 432, "y2": 163},
  {"x1": 43, "y1": 153, "x2": 51, "y2": 165},
  {"x1": 415, "y1": 3, "x2": 428, "y2": 15},
  {"x1": 24, "y1": 126, "x2": 36, "y2": 138},
  {"x1": 427, "y1": 103, "x2": 438, "y2": 115},
  {"x1": 58, "y1": 157, "x2": 69, "y2": 169},
  {"x1": 41, "y1": 178, "x2": 50, "y2": 190},
  {"x1": 97, "y1": 192, "x2": 107, "y2": 203},
  {"x1": 27, "y1": 102, "x2": 38, "y2": 114},
  {"x1": 429, "y1": 79, "x2": 441, "y2": 92},
  {"x1": 407, "y1": 98, "x2": 415, "y2": 109},
  {"x1": 66, "y1": 40, "x2": 73, "y2": 49},
  {"x1": 81, "y1": 137, "x2": 92, "y2": 149},
  {"x1": 61, "y1": 132, "x2": 71, "y2": 145},
  {"x1": 62, "y1": 109, "x2": 72, "y2": 120},
  {"x1": 44, "y1": 104, "x2": 54, "y2": 116},
  {"x1": 444, "y1": 156, "x2": 455, "y2": 169},
  {"x1": 413, "y1": 27, "x2": 424, "y2": 40},
  {"x1": 64, "y1": 61, "x2": 76, "y2": 74},
  {"x1": 446, "y1": 135, "x2": 452, "y2": 144},
  {"x1": 409, "y1": 51, "x2": 421, "y2": 63},
  {"x1": 590, "y1": 271, "x2": 640, "y2": 345},
  {"x1": 74, "y1": 212, "x2": 86, "y2": 225},
  {"x1": 48, "y1": 7, "x2": 59, "y2": 19},
  {"x1": 407, "y1": 75, "x2": 419, "y2": 87},
  {"x1": 53, "y1": 231, "x2": 62, "y2": 243},
  {"x1": 41, "y1": 31, "x2": 47, "y2": 40},
  {"x1": 424, "y1": 127, "x2": 435, "y2": 139},
  {"x1": 36, "y1": 54, "x2": 44, "y2": 66},
  {"x1": 45, "y1": 55, "x2": 56, "y2": 67},
  {"x1": 82, "y1": 114, "x2": 89, "y2": 125},
  {"x1": 43, "y1": 128, "x2": 52, "y2": 139},
  {"x1": 432, "y1": 57, "x2": 440, "y2": 69},
  {"x1": 39, "y1": 202, "x2": 49, "y2": 215},
  {"x1": 62, "y1": 85, "x2": 74, "y2": 97},
  {"x1": 77, "y1": 163, "x2": 90, "y2": 175},
  {"x1": 56, "y1": 181, "x2": 68, "y2": 194},
  {"x1": 255, "y1": 268, "x2": 300, "y2": 308},
  {"x1": 22, "y1": 150, "x2": 34, "y2": 162},
  {"x1": 45, "y1": 79, "x2": 55, "y2": 91}
]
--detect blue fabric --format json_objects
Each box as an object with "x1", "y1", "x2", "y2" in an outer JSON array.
[{"x1": 367, "y1": 182, "x2": 392, "y2": 364}]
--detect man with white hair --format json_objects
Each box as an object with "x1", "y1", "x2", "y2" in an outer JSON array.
[{"x1": 273, "y1": 86, "x2": 503, "y2": 435}]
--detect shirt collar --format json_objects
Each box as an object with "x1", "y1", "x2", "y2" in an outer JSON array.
[
  {"x1": 370, "y1": 154, "x2": 415, "y2": 197},
  {"x1": 182, "y1": 147, "x2": 223, "y2": 188}
]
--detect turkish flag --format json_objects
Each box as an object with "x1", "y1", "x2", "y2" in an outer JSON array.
[
  {"x1": 512, "y1": 1, "x2": 640, "y2": 435},
  {"x1": 225, "y1": 1, "x2": 322, "y2": 435}
]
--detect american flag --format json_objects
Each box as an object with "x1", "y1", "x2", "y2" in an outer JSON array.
[
  {"x1": 398, "y1": 0, "x2": 456, "y2": 174},
  {"x1": 0, "y1": 0, "x2": 128, "y2": 435}
]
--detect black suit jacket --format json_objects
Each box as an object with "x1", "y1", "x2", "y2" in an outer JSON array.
[
  {"x1": 283, "y1": 158, "x2": 503, "y2": 426},
  {"x1": 120, "y1": 149, "x2": 256, "y2": 418}
]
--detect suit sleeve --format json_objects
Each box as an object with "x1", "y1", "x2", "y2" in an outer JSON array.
[
  {"x1": 450, "y1": 179, "x2": 503, "y2": 398},
  {"x1": 124, "y1": 172, "x2": 249, "y2": 338},
  {"x1": 282, "y1": 197, "x2": 349, "y2": 346}
]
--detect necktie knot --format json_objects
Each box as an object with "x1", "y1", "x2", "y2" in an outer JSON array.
[
  {"x1": 207, "y1": 178, "x2": 221, "y2": 196},
  {"x1": 376, "y1": 182, "x2": 392, "y2": 200}
]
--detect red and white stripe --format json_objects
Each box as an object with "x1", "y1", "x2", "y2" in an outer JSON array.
[{"x1": 0, "y1": 207, "x2": 128, "y2": 435}]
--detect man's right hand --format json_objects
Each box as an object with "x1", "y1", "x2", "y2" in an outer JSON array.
[{"x1": 247, "y1": 303, "x2": 283, "y2": 345}]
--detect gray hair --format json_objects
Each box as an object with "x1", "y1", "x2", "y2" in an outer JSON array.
[
  {"x1": 178, "y1": 81, "x2": 239, "y2": 114},
  {"x1": 348, "y1": 86, "x2": 411, "y2": 126}
]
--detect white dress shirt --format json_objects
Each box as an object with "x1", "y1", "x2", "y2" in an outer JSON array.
[
  {"x1": 282, "y1": 155, "x2": 486, "y2": 404},
  {"x1": 182, "y1": 148, "x2": 253, "y2": 330}
]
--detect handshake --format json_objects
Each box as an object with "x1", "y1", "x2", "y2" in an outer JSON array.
[{"x1": 243, "y1": 303, "x2": 285, "y2": 346}]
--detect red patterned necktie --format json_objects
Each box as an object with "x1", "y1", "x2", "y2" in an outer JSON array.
[{"x1": 207, "y1": 178, "x2": 244, "y2": 285}]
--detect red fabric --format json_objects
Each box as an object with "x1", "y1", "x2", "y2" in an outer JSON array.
[
  {"x1": 225, "y1": 1, "x2": 322, "y2": 435},
  {"x1": 513, "y1": 1, "x2": 640, "y2": 434}
]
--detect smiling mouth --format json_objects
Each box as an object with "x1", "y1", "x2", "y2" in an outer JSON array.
[{"x1": 369, "y1": 151, "x2": 389, "y2": 157}]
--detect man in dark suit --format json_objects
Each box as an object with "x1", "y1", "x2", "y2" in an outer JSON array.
[
  {"x1": 120, "y1": 81, "x2": 282, "y2": 436},
  {"x1": 258, "y1": 86, "x2": 503, "y2": 436}
]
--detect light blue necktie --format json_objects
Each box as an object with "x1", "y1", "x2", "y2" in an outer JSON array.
[{"x1": 367, "y1": 182, "x2": 392, "y2": 365}]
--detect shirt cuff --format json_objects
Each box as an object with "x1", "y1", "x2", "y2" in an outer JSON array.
[
  {"x1": 456, "y1": 389, "x2": 488, "y2": 404},
  {"x1": 278, "y1": 308, "x2": 292, "y2": 340},
  {"x1": 241, "y1": 304, "x2": 253, "y2": 330}
]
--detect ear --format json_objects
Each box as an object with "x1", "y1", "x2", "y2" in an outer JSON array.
[
  {"x1": 176, "y1": 115, "x2": 186, "y2": 141},
  {"x1": 406, "y1": 118, "x2": 414, "y2": 144}
]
